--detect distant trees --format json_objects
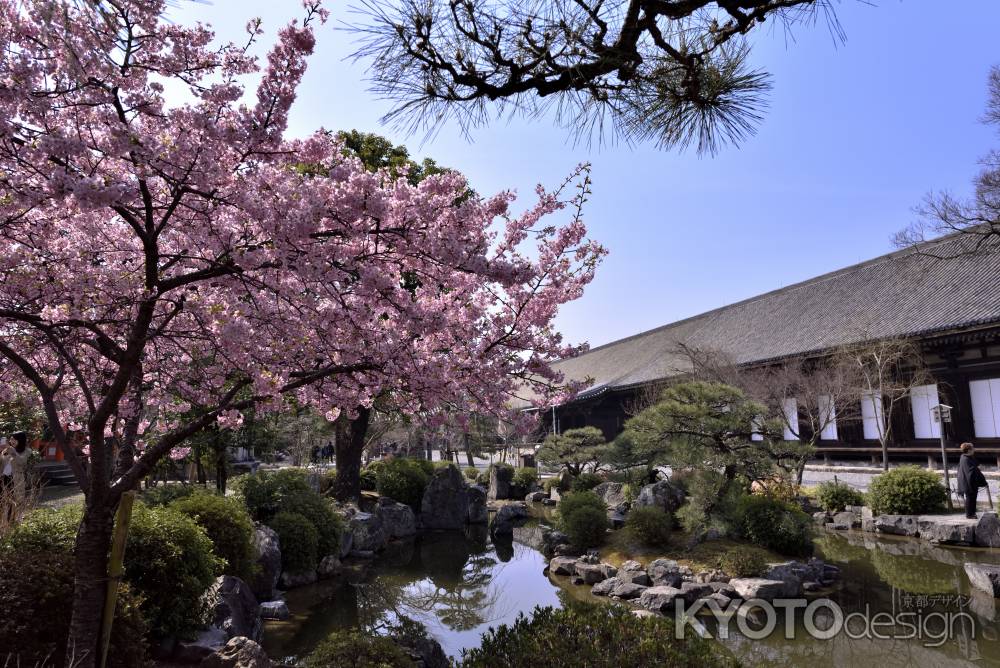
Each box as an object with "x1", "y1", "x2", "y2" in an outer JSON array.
[{"x1": 351, "y1": 0, "x2": 841, "y2": 152}]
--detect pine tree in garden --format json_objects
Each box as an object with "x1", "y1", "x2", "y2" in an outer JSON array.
[{"x1": 0, "y1": 1, "x2": 604, "y2": 663}]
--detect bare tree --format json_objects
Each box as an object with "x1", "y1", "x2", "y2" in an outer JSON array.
[
  {"x1": 350, "y1": 0, "x2": 841, "y2": 152},
  {"x1": 896, "y1": 66, "x2": 1000, "y2": 255},
  {"x1": 840, "y1": 337, "x2": 930, "y2": 471},
  {"x1": 744, "y1": 355, "x2": 861, "y2": 483}
]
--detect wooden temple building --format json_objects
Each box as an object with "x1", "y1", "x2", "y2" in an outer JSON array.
[{"x1": 537, "y1": 233, "x2": 1000, "y2": 465}]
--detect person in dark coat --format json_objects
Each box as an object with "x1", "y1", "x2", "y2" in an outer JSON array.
[{"x1": 958, "y1": 442, "x2": 988, "y2": 519}]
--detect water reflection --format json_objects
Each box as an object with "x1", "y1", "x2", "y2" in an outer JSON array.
[{"x1": 261, "y1": 525, "x2": 564, "y2": 662}]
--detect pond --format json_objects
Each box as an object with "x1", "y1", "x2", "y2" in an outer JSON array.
[{"x1": 261, "y1": 520, "x2": 1000, "y2": 667}]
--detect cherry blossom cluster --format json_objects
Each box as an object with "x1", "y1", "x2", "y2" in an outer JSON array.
[{"x1": 0, "y1": 0, "x2": 604, "y2": 494}]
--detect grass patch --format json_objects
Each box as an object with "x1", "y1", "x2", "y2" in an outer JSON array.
[{"x1": 598, "y1": 529, "x2": 786, "y2": 573}]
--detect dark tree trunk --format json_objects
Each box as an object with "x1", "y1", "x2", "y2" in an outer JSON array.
[
  {"x1": 333, "y1": 406, "x2": 372, "y2": 502},
  {"x1": 215, "y1": 444, "x2": 228, "y2": 494},
  {"x1": 66, "y1": 501, "x2": 115, "y2": 668}
]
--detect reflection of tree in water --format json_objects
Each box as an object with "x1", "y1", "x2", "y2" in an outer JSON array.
[{"x1": 356, "y1": 528, "x2": 511, "y2": 634}]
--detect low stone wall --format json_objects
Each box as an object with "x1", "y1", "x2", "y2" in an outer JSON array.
[{"x1": 817, "y1": 505, "x2": 1000, "y2": 548}]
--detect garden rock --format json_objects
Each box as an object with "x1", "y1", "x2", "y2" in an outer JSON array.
[
  {"x1": 647, "y1": 559, "x2": 684, "y2": 587},
  {"x1": 825, "y1": 522, "x2": 850, "y2": 531},
  {"x1": 200, "y1": 636, "x2": 271, "y2": 668},
  {"x1": 609, "y1": 511, "x2": 627, "y2": 529},
  {"x1": 467, "y1": 484, "x2": 488, "y2": 524},
  {"x1": 549, "y1": 556, "x2": 578, "y2": 576},
  {"x1": 206, "y1": 576, "x2": 261, "y2": 642},
  {"x1": 490, "y1": 502, "x2": 530, "y2": 536},
  {"x1": 488, "y1": 465, "x2": 514, "y2": 501},
  {"x1": 977, "y1": 512, "x2": 1000, "y2": 548},
  {"x1": 873, "y1": 515, "x2": 920, "y2": 537},
  {"x1": 317, "y1": 555, "x2": 341, "y2": 579},
  {"x1": 611, "y1": 582, "x2": 648, "y2": 599},
  {"x1": 258, "y1": 600, "x2": 289, "y2": 621},
  {"x1": 591, "y1": 578, "x2": 617, "y2": 596},
  {"x1": 376, "y1": 497, "x2": 417, "y2": 540},
  {"x1": 965, "y1": 563, "x2": 1000, "y2": 597},
  {"x1": 832, "y1": 511, "x2": 860, "y2": 528},
  {"x1": 420, "y1": 466, "x2": 471, "y2": 530},
  {"x1": 249, "y1": 525, "x2": 281, "y2": 601},
  {"x1": 617, "y1": 569, "x2": 651, "y2": 587},
  {"x1": 349, "y1": 511, "x2": 387, "y2": 552},
  {"x1": 916, "y1": 516, "x2": 976, "y2": 545},
  {"x1": 592, "y1": 482, "x2": 629, "y2": 511},
  {"x1": 541, "y1": 497, "x2": 557, "y2": 506},
  {"x1": 729, "y1": 578, "x2": 798, "y2": 601},
  {"x1": 638, "y1": 586, "x2": 684, "y2": 613},
  {"x1": 679, "y1": 582, "x2": 713, "y2": 604},
  {"x1": 620, "y1": 560, "x2": 644, "y2": 572},
  {"x1": 525, "y1": 491, "x2": 547, "y2": 503},
  {"x1": 634, "y1": 480, "x2": 685, "y2": 514},
  {"x1": 575, "y1": 562, "x2": 608, "y2": 584},
  {"x1": 812, "y1": 511, "x2": 830, "y2": 524},
  {"x1": 338, "y1": 530, "x2": 353, "y2": 559},
  {"x1": 279, "y1": 570, "x2": 317, "y2": 589}
]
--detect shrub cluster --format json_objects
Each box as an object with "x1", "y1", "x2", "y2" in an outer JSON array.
[
  {"x1": 867, "y1": 466, "x2": 948, "y2": 515},
  {"x1": 360, "y1": 464, "x2": 379, "y2": 491},
  {"x1": 512, "y1": 467, "x2": 538, "y2": 490},
  {"x1": 0, "y1": 548, "x2": 148, "y2": 667},
  {"x1": 375, "y1": 458, "x2": 431, "y2": 509},
  {"x1": 460, "y1": 604, "x2": 735, "y2": 668},
  {"x1": 304, "y1": 629, "x2": 412, "y2": 668},
  {"x1": 237, "y1": 468, "x2": 343, "y2": 559},
  {"x1": 736, "y1": 495, "x2": 813, "y2": 557},
  {"x1": 140, "y1": 482, "x2": 198, "y2": 507},
  {"x1": 557, "y1": 491, "x2": 609, "y2": 548},
  {"x1": 464, "y1": 466, "x2": 479, "y2": 480},
  {"x1": 269, "y1": 511, "x2": 320, "y2": 574},
  {"x1": 125, "y1": 502, "x2": 225, "y2": 641},
  {"x1": 171, "y1": 491, "x2": 257, "y2": 581},
  {"x1": 816, "y1": 480, "x2": 866, "y2": 513},
  {"x1": 624, "y1": 506, "x2": 672, "y2": 547},
  {"x1": 717, "y1": 548, "x2": 766, "y2": 578},
  {"x1": 569, "y1": 472, "x2": 603, "y2": 492}
]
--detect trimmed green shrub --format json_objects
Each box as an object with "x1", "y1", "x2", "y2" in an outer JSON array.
[
  {"x1": 360, "y1": 464, "x2": 379, "y2": 491},
  {"x1": 6, "y1": 502, "x2": 223, "y2": 643},
  {"x1": 171, "y1": 491, "x2": 257, "y2": 581},
  {"x1": 304, "y1": 629, "x2": 412, "y2": 668},
  {"x1": 513, "y1": 467, "x2": 538, "y2": 489},
  {"x1": 557, "y1": 491, "x2": 609, "y2": 548},
  {"x1": 570, "y1": 472, "x2": 603, "y2": 492},
  {"x1": 717, "y1": 548, "x2": 766, "y2": 578},
  {"x1": 0, "y1": 548, "x2": 148, "y2": 667},
  {"x1": 867, "y1": 466, "x2": 948, "y2": 515},
  {"x1": 318, "y1": 468, "x2": 338, "y2": 495},
  {"x1": 236, "y1": 468, "x2": 342, "y2": 557},
  {"x1": 624, "y1": 506, "x2": 672, "y2": 547},
  {"x1": 414, "y1": 458, "x2": 436, "y2": 477},
  {"x1": 464, "y1": 466, "x2": 479, "y2": 480},
  {"x1": 816, "y1": 480, "x2": 866, "y2": 513},
  {"x1": 125, "y1": 502, "x2": 224, "y2": 641},
  {"x1": 140, "y1": 482, "x2": 198, "y2": 507},
  {"x1": 375, "y1": 458, "x2": 430, "y2": 509},
  {"x1": 460, "y1": 604, "x2": 735, "y2": 668},
  {"x1": 736, "y1": 495, "x2": 814, "y2": 557},
  {"x1": 269, "y1": 511, "x2": 320, "y2": 574}
]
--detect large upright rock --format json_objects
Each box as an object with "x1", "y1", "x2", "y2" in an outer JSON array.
[
  {"x1": 488, "y1": 465, "x2": 514, "y2": 501},
  {"x1": 977, "y1": 512, "x2": 1000, "y2": 548},
  {"x1": 634, "y1": 480, "x2": 685, "y2": 514},
  {"x1": 200, "y1": 636, "x2": 271, "y2": 668},
  {"x1": 208, "y1": 576, "x2": 261, "y2": 642},
  {"x1": 421, "y1": 465, "x2": 471, "y2": 530},
  {"x1": 349, "y1": 511, "x2": 387, "y2": 552},
  {"x1": 467, "y1": 484, "x2": 488, "y2": 524},
  {"x1": 249, "y1": 525, "x2": 281, "y2": 601},
  {"x1": 490, "y1": 502, "x2": 530, "y2": 537},
  {"x1": 375, "y1": 497, "x2": 417, "y2": 540},
  {"x1": 592, "y1": 482, "x2": 629, "y2": 512}
]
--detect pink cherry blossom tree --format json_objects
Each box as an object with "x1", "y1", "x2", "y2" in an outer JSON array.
[{"x1": 0, "y1": 1, "x2": 603, "y2": 662}]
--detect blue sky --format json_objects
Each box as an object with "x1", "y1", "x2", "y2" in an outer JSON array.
[{"x1": 172, "y1": 0, "x2": 1000, "y2": 350}]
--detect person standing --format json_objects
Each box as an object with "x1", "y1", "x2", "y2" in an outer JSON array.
[
  {"x1": 1, "y1": 432, "x2": 32, "y2": 522},
  {"x1": 958, "y1": 442, "x2": 989, "y2": 519}
]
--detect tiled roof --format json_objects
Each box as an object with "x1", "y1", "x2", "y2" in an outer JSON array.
[{"x1": 544, "y1": 233, "x2": 1000, "y2": 401}]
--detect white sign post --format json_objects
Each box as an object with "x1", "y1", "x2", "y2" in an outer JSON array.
[{"x1": 931, "y1": 404, "x2": 954, "y2": 509}]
